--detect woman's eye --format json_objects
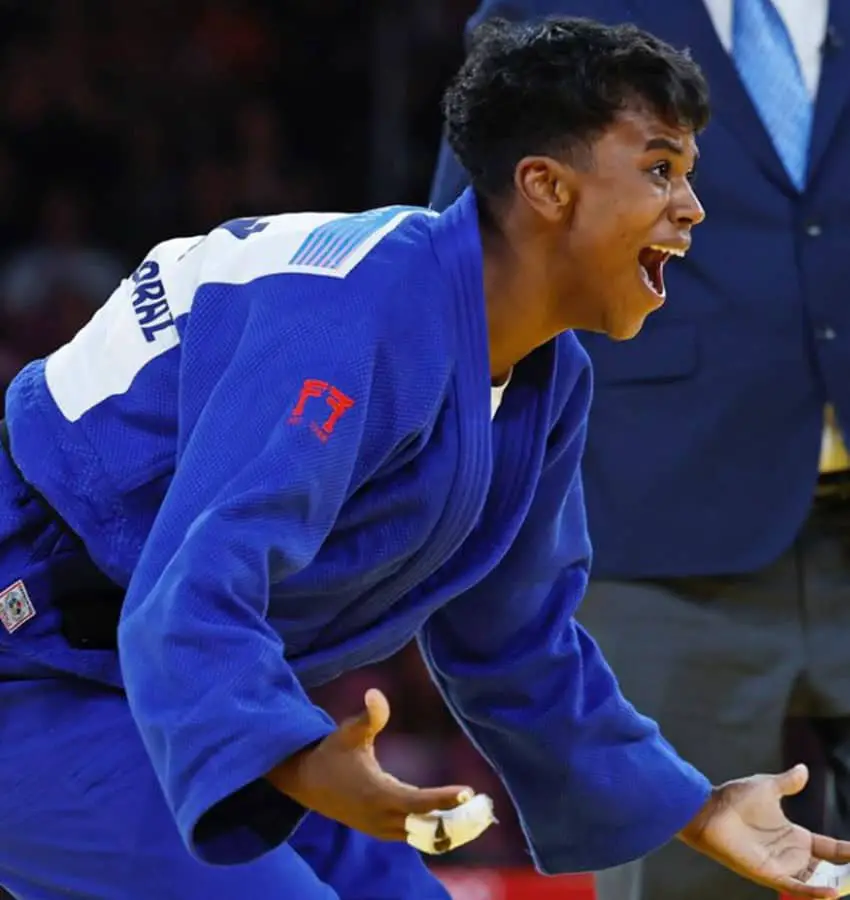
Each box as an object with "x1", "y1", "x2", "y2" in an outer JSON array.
[{"x1": 651, "y1": 161, "x2": 672, "y2": 180}]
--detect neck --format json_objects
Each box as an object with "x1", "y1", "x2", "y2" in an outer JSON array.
[{"x1": 479, "y1": 211, "x2": 561, "y2": 380}]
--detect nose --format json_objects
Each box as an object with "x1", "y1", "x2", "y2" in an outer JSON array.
[{"x1": 671, "y1": 179, "x2": 706, "y2": 227}]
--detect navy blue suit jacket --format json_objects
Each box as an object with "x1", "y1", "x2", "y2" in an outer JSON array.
[{"x1": 431, "y1": 0, "x2": 850, "y2": 578}]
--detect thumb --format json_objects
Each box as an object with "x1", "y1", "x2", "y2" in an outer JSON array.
[
  {"x1": 338, "y1": 688, "x2": 391, "y2": 747},
  {"x1": 394, "y1": 784, "x2": 477, "y2": 816},
  {"x1": 774, "y1": 763, "x2": 809, "y2": 798}
]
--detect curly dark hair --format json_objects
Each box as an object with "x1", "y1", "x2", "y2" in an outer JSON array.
[{"x1": 442, "y1": 16, "x2": 710, "y2": 199}]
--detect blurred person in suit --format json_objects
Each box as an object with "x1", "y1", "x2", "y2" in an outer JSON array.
[{"x1": 431, "y1": 2, "x2": 850, "y2": 899}]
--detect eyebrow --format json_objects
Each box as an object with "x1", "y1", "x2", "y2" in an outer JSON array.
[{"x1": 644, "y1": 137, "x2": 700, "y2": 159}]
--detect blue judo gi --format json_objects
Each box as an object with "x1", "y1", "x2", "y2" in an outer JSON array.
[{"x1": 0, "y1": 189, "x2": 710, "y2": 898}]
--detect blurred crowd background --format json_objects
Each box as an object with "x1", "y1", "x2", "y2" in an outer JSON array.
[
  {"x1": 0, "y1": 0, "x2": 527, "y2": 868},
  {"x1": 0, "y1": 0, "x2": 475, "y2": 373}
]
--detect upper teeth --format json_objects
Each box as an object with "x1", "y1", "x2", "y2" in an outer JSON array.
[{"x1": 648, "y1": 244, "x2": 686, "y2": 258}]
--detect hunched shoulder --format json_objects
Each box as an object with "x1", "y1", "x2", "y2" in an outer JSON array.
[{"x1": 194, "y1": 206, "x2": 439, "y2": 287}]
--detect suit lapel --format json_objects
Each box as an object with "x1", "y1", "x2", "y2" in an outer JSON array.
[
  {"x1": 627, "y1": 0, "x2": 793, "y2": 192},
  {"x1": 809, "y1": 1, "x2": 850, "y2": 182}
]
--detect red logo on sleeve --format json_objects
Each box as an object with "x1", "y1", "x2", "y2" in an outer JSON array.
[{"x1": 289, "y1": 379, "x2": 355, "y2": 442}]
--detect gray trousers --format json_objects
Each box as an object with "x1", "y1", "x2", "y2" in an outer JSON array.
[{"x1": 577, "y1": 500, "x2": 850, "y2": 900}]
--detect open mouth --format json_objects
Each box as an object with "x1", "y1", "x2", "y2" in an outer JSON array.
[{"x1": 638, "y1": 246, "x2": 671, "y2": 299}]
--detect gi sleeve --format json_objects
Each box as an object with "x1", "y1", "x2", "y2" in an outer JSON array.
[
  {"x1": 418, "y1": 362, "x2": 711, "y2": 874},
  {"x1": 118, "y1": 272, "x2": 403, "y2": 865}
]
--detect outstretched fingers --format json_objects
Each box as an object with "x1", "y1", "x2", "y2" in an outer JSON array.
[{"x1": 812, "y1": 833, "x2": 850, "y2": 865}]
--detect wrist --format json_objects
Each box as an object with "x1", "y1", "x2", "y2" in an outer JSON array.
[
  {"x1": 265, "y1": 739, "x2": 321, "y2": 800},
  {"x1": 677, "y1": 785, "x2": 721, "y2": 848}
]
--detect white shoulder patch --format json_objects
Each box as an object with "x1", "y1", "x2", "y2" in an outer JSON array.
[
  {"x1": 200, "y1": 206, "x2": 436, "y2": 285},
  {"x1": 45, "y1": 236, "x2": 203, "y2": 422},
  {"x1": 42, "y1": 205, "x2": 436, "y2": 423}
]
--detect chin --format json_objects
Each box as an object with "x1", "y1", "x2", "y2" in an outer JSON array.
[
  {"x1": 610, "y1": 292, "x2": 665, "y2": 340},
  {"x1": 605, "y1": 314, "x2": 650, "y2": 342}
]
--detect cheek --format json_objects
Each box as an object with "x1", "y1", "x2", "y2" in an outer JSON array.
[
  {"x1": 569, "y1": 190, "x2": 661, "y2": 276},
  {"x1": 577, "y1": 194, "x2": 635, "y2": 246},
  {"x1": 609, "y1": 202, "x2": 667, "y2": 265},
  {"x1": 570, "y1": 201, "x2": 626, "y2": 257},
  {"x1": 635, "y1": 185, "x2": 671, "y2": 229}
]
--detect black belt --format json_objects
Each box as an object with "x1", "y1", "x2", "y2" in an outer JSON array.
[
  {"x1": 815, "y1": 469, "x2": 850, "y2": 503},
  {"x1": 0, "y1": 419, "x2": 122, "y2": 650}
]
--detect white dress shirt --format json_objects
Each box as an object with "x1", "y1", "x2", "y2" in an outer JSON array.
[{"x1": 702, "y1": 0, "x2": 828, "y2": 97}]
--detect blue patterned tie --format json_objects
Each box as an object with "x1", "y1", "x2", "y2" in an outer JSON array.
[{"x1": 732, "y1": 0, "x2": 813, "y2": 190}]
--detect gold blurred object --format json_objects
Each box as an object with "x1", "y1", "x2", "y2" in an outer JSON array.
[{"x1": 819, "y1": 405, "x2": 850, "y2": 474}]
